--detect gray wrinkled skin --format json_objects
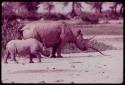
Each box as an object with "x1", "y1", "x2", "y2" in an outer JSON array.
[
  {"x1": 4, "y1": 38, "x2": 50, "y2": 64},
  {"x1": 21, "y1": 21, "x2": 90, "y2": 58}
]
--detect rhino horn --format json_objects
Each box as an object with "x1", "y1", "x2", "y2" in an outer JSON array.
[{"x1": 89, "y1": 46, "x2": 106, "y2": 56}]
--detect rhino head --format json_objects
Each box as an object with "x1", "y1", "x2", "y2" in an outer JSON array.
[{"x1": 75, "y1": 30, "x2": 105, "y2": 56}]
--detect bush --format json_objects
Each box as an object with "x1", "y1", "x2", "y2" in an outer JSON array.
[
  {"x1": 2, "y1": 20, "x2": 24, "y2": 57},
  {"x1": 80, "y1": 12, "x2": 99, "y2": 24},
  {"x1": 62, "y1": 40, "x2": 117, "y2": 54},
  {"x1": 40, "y1": 13, "x2": 69, "y2": 20}
]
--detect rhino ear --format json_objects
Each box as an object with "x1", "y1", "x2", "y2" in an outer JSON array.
[{"x1": 77, "y1": 29, "x2": 82, "y2": 36}]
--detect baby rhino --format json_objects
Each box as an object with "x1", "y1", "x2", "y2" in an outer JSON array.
[{"x1": 4, "y1": 38, "x2": 50, "y2": 64}]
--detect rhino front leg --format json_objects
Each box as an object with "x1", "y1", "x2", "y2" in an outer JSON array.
[
  {"x1": 29, "y1": 54, "x2": 34, "y2": 63},
  {"x1": 56, "y1": 49, "x2": 63, "y2": 58},
  {"x1": 56, "y1": 41, "x2": 66, "y2": 58},
  {"x1": 51, "y1": 46, "x2": 58, "y2": 58}
]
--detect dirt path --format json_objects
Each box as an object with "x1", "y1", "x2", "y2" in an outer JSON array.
[{"x1": 2, "y1": 35, "x2": 123, "y2": 84}]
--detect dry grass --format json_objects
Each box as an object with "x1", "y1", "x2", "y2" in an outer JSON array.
[
  {"x1": 73, "y1": 23, "x2": 123, "y2": 35},
  {"x1": 62, "y1": 40, "x2": 117, "y2": 54}
]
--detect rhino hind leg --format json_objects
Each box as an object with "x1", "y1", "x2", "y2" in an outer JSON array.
[
  {"x1": 36, "y1": 53, "x2": 41, "y2": 62},
  {"x1": 4, "y1": 49, "x2": 10, "y2": 64},
  {"x1": 29, "y1": 54, "x2": 36, "y2": 63},
  {"x1": 11, "y1": 53, "x2": 18, "y2": 64},
  {"x1": 51, "y1": 39, "x2": 64, "y2": 58}
]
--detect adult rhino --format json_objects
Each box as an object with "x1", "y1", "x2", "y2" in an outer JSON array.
[{"x1": 20, "y1": 21, "x2": 105, "y2": 58}]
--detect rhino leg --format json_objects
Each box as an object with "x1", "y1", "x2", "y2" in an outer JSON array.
[
  {"x1": 31, "y1": 53, "x2": 41, "y2": 63},
  {"x1": 11, "y1": 53, "x2": 18, "y2": 64},
  {"x1": 4, "y1": 49, "x2": 9, "y2": 64},
  {"x1": 13, "y1": 56, "x2": 18, "y2": 64},
  {"x1": 36, "y1": 53, "x2": 41, "y2": 62},
  {"x1": 56, "y1": 41, "x2": 66, "y2": 58},
  {"x1": 29, "y1": 54, "x2": 35, "y2": 63},
  {"x1": 29, "y1": 53, "x2": 41, "y2": 63},
  {"x1": 51, "y1": 46, "x2": 58, "y2": 58}
]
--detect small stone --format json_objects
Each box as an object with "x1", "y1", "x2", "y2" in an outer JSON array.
[
  {"x1": 76, "y1": 74, "x2": 80, "y2": 76},
  {"x1": 102, "y1": 72, "x2": 105, "y2": 73},
  {"x1": 104, "y1": 65, "x2": 107, "y2": 66},
  {"x1": 85, "y1": 70, "x2": 88, "y2": 72},
  {"x1": 11, "y1": 81, "x2": 15, "y2": 83},
  {"x1": 53, "y1": 67, "x2": 56, "y2": 70},
  {"x1": 55, "y1": 80, "x2": 63, "y2": 82},
  {"x1": 71, "y1": 82, "x2": 74, "y2": 83},
  {"x1": 71, "y1": 65, "x2": 75, "y2": 68},
  {"x1": 22, "y1": 63, "x2": 25, "y2": 65},
  {"x1": 98, "y1": 66, "x2": 101, "y2": 68},
  {"x1": 40, "y1": 81, "x2": 45, "y2": 83},
  {"x1": 46, "y1": 67, "x2": 49, "y2": 70},
  {"x1": 56, "y1": 80, "x2": 60, "y2": 82}
]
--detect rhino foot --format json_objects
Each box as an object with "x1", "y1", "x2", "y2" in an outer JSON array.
[
  {"x1": 29, "y1": 61, "x2": 34, "y2": 63},
  {"x1": 51, "y1": 55, "x2": 57, "y2": 58},
  {"x1": 56, "y1": 55, "x2": 63, "y2": 58},
  {"x1": 38, "y1": 60, "x2": 41, "y2": 63}
]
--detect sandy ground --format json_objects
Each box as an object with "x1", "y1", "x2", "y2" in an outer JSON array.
[{"x1": 1, "y1": 35, "x2": 123, "y2": 84}]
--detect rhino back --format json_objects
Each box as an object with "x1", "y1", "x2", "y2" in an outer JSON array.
[
  {"x1": 28, "y1": 22, "x2": 62, "y2": 47},
  {"x1": 7, "y1": 40, "x2": 32, "y2": 56},
  {"x1": 22, "y1": 21, "x2": 74, "y2": 47}
]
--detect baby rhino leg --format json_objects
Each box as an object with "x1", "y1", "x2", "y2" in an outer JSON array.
[
  {"x1": 29, "y1": 48, "x2": 38, "y2": 63},
  {"x1": 36, "y1": 53, "x2": 41, "y2": 62},
  {"x1": 4, "y1": 50, "x2": 10, "y2": 64},
  {"x1": 29, "y1": 53, "x2": 41, "y2": 63},
  {"x1": 10, "y1": 52, "x2": 18, "y2": 64},
  {"x1": 29, "y1": 54, "x2": 35, "y2": 63},
  {"x1": 42, "y1": 46, "x2": 50, "y2": 57}
]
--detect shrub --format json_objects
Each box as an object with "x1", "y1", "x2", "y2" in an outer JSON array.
[
  {"x1": 62, "y1": 40, "x2": 117, "y2": 54},
  {"x1": 41, "y1": 13, "x2": 69, "y2": 20},
  {"x1": 2, "y1": 20, "x2": 23, "y2": 57},
  {"x1": 80, "y1": 12, "x2": 99, "y2": 24}
]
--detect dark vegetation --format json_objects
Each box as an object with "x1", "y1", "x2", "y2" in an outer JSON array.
[
  {"x1": 1, "y1": 2, "x2": 123, "y2": 56},
  {"x1": 62, "y1": 40, "x2": 117, "y2": 54}
]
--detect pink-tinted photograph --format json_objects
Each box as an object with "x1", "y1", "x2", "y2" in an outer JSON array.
[{"x1": 1, "y1": 2, "x2": 123, "y2": 84}]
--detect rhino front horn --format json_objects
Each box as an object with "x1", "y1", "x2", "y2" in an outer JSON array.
[{"x1": 89, "y1": 46, "x2": 107, "y2": 56}]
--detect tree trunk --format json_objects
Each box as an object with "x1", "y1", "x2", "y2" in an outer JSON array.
[
  {"x1": 71, "y1": 2, "x2": 77, "y2": 17},
  {"x1": 114, "y1": 3, "x2": 118, "y2": 14},
  {"x1": 120, "y1": 4, "x2": 123, "y2": 16},
  {"x1": 99, "y1": 7, "x2": 102, "y2": 13}
]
